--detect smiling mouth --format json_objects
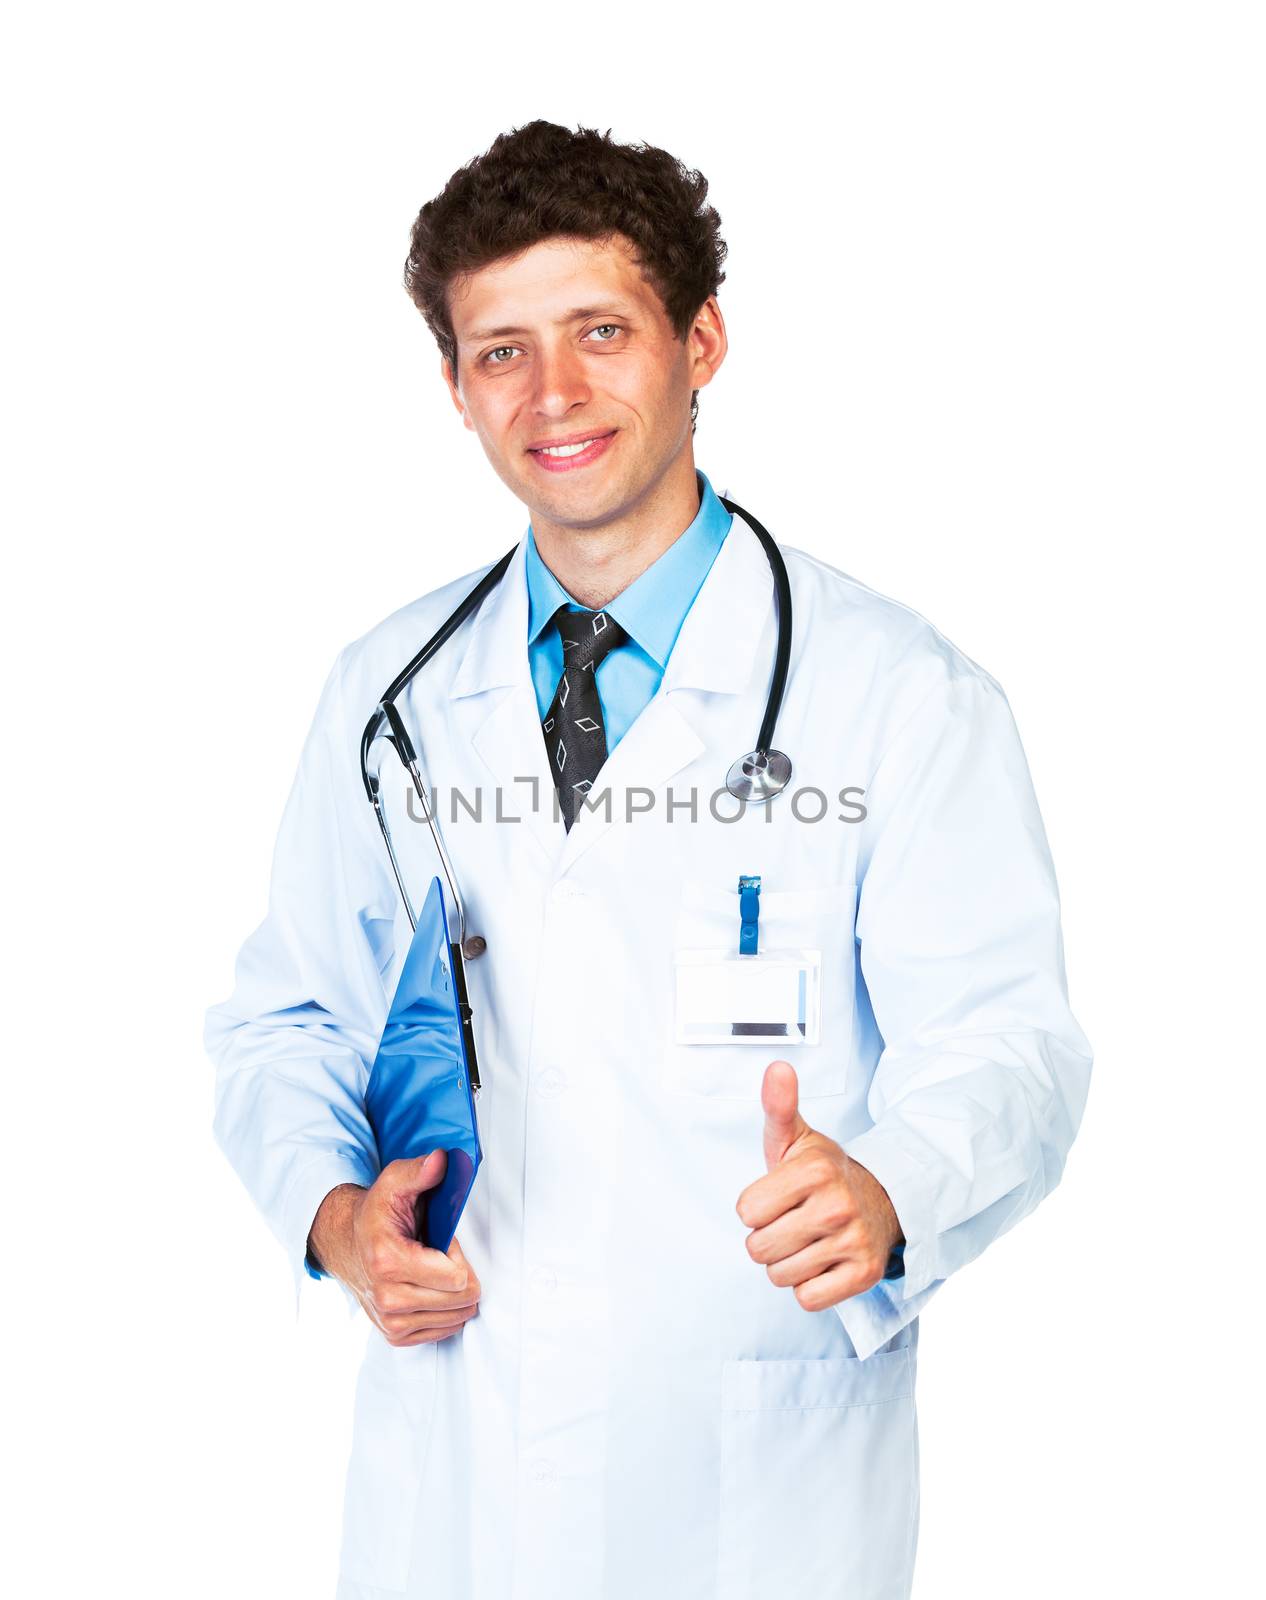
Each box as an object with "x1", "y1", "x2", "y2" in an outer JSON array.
[
  {"x1": 525, "y1": 429, "x2": 619, "y2": 472},
  {"x1": 527, "y1": 430, "x2": 616, "y2": 456},
  {"x1": 535, "y1": 442, "x2": 597, "y2": 458}
]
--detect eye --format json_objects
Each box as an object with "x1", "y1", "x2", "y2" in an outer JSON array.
[
  {"x1": 484, "y1": 345, "x2": 520, "y2": 365},
  {"x1": 585, "y1": 324, "x2": 623, "y2": 343}
]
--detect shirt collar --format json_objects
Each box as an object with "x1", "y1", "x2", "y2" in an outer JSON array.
[{"x1": 524, "y1": 468, "x2": 732, "y2": 669}]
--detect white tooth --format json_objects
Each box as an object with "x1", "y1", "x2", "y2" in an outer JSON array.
[{"x1": 540, "y1": 439, "x2": 598, "y2": 456}]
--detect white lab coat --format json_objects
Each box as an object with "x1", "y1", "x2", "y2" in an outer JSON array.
[{"x1": 206, "y1": 507, "x2": 1092, "y2": 1600}]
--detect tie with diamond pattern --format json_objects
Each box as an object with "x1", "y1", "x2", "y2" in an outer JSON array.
[{"x1": 541, "y1": 602, "x2": 630, "y2": 830}]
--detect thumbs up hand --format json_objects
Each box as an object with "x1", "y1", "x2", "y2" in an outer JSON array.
[{"x1": 736, "y1": 1061, "x2": 904, "y2": 1312}]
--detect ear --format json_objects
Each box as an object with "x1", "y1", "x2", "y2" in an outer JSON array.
[
  {"x1": 441, "y1": 355, "x2": 474, "y2": 430},
  {"x1": 685, "y1": 295, "x2": 727, "y2": 394}
]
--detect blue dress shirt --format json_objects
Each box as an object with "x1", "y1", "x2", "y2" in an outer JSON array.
[{"x1": 524, "y1": 469, "x2": 732, "y2": 749}]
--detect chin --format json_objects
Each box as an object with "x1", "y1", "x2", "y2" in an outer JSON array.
[{"x1": 535, "y1": 475, "x2": 626, "y2": 523}]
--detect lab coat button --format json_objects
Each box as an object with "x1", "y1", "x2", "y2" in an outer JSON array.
[{"x1": 530, "y1": 1458, "x2": 556, "y2": 1485}]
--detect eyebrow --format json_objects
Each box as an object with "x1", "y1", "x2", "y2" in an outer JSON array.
[{"x1": 461, "y1": 306, "x2": 635, "y2": 345}]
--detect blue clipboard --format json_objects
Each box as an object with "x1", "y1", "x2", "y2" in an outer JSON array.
[{"x1": 364, "y1": 875, "x2": 482, "y2": 1253}]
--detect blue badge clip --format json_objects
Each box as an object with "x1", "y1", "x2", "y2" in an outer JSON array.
[{"x1": 738, "y1": 874, "x2": 761, "y2": 955}]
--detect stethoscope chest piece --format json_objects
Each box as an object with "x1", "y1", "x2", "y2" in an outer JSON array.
[{"x1": 725, "y1": 748, "x2": 792, "y2": 803}]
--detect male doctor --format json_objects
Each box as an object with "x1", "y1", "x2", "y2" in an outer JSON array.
[{"x1": 207, "y1": 120, "x2": 1093, "y2": 1600}]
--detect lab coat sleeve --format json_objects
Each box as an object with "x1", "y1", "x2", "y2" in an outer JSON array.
[
  {"x1": 204, "y1": 648, "x2": 398, "y2": 1313},
  {"x1": 834, "y1": 666, "x2": 1093, "y2": 1361}
]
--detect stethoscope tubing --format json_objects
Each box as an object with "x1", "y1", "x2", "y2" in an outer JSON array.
[
  {"x1": 359, "y1": 495, "x2": 792, "y2": 929},
  {"x1": 717, "y1": 495, "x2": 791, "y2": 759}
]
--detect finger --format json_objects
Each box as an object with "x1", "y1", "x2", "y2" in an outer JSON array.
[
  {"x1": 388, "y1": 1317, "x2": 473, "y2": 1347},
  {"x1": 745, "y1": 1197, "x2": 833, "y2": 1266},
  {"x1": 371, "y1": 1274, "x2": 482, "y2": 1318},
  {"x1": 762, "y1": 1060, "x2": 811, "y2": 1171},
  {"x1": 385, "y1": 1231, "x2": 481, "y2": 1299},
  {"x1": 737, "y1": 1150, "x2": 841, "y2": 1229},
  {"x1": 759, "y1": 1228, "x2": 853, "y2": 1287},
  {"x1": 789, "y1": 1258, "x2": 881, "y2": 1313},
  {"x1": 362, "y1": 1210, "x2": 470, "y2": 1292},
  {"x1": 390, "y1": 1237, "x2": 475, "y2": 1294},
  {"x1": 376, "y1": 1305, "x2": 480, "y2": 1344},
  {"x1": 379, "y1": 1300, "x2": 481, "y2": 1341},
  {"x1": 447, "y1": 1234, "x2": 479, "y2": 1288}
]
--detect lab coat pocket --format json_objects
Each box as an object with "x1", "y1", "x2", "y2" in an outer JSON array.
[
  {"x1": 668, "y1": 880, "x2": 858, "y2": 1100},
  {"x1": 338, "y1": 1336, "x2": 439, "y2": 1593},
  {"x1": 717, "y1": 1351, "x2": 918, "y2": 1600}
]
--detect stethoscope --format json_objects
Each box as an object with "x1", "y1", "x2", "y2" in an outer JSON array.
[{"x1": 358, "y1": 493, "x2": 793, "y2": 1086}]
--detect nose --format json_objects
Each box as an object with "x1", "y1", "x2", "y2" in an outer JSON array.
[{"x1": 531, "y1": 339, "x2": 590, "y2": 417}]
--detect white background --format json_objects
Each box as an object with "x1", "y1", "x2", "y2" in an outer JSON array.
[{"x1": 4, "y1": 3, "x2": 1262, "y2": 1595}]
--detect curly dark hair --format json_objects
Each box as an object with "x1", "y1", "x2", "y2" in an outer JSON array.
[{"x1": 403, "y1": 120, "x2": 728, "y2": 429}]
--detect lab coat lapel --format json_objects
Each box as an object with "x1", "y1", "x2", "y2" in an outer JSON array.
[
  {"x1": 450, "y1": 537, "x2": 566, "y2": 866},
  {"x1": 447, "y1": 509, "x2": 776, "y2": 875},
  {"x1": 554, "y1": 511, "x2": 775, "y2": 876}
]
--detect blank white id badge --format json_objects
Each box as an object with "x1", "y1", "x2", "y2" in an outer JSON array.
[{"x1": 674, "y1": 948, "x2": 822, "y2": 1045}]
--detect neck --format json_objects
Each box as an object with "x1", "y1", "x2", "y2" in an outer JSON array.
[{"x1": 529, "y1": 450, "x2": 702, "y2": 610}]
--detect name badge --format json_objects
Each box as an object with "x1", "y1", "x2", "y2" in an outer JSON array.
[{"x1": 673, "y1": 947, "x2": 822, "y2": 1046}]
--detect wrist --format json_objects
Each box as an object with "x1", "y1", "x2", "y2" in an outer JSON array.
[
  {"x1": 846, "y1": 1153, "x2": 905, "y2": 1269},
  {"x1": 308, "y1": 1183, "x2": 367, "y2": 1282},
  {"x1": 874, "y1": 1183, "x2": 906, "y2": 1281}
]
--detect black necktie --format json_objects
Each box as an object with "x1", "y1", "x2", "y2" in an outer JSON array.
[{"x1": 541, "y1": 603, "x2": 629, "y2": 830}]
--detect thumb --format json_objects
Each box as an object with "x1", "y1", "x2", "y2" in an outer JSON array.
[
  {"x1": 446, "y1": 1234, "x2": 481, "y2": 1295},
  {"x1": 762, "y1": 1060, "x2": 810, "y2": 1171},
  {"x1": 383, "y1": 1147, "x2": 448, "y2": 1199}
]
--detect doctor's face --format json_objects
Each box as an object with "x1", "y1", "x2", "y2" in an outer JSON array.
[{"x1": 442, "y1": 234, "x2": 724, "y2": 533}]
